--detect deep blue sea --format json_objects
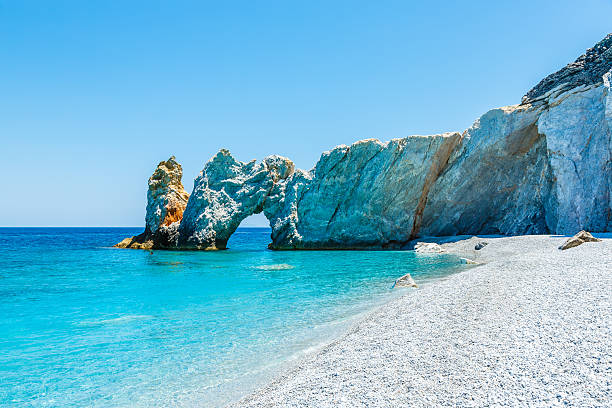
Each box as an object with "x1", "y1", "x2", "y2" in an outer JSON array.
[{"x1": 0, "y1": 228, "x2": 466, "y2": 407}]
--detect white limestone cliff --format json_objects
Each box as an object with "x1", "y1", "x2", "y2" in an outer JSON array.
[
  {"x1": 117, "y1": 34, "x2": 612, "y2": 250},
  {"x1": 177, "y1": 150, "x2": 294, "y2": 249}
]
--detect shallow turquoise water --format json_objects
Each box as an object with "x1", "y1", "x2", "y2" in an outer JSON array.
[{"x1": 0, "y1": 228, "x2": 465, "y2": 407}]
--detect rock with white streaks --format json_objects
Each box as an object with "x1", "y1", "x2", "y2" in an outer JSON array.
[{"x1": 419, "y1": 104, "x2": 553, "y2": 236}]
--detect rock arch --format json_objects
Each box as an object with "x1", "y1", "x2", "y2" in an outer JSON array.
[{"x1": 176, "y1": 150, "x2": 295, "y2": 249}]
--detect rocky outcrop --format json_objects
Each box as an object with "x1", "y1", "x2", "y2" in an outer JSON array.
[
  {"x1": 537, "y1": 75, "x2": 612, "y2": 233},
  {"x1": 265, "y1": 134, "x2": 462, "y2": 249},
  {"x1": 176, "y1": 150, "x2": 294, "y2": 249},
  {"x1": 522, "y1": 33, "x2": 612, "y2": 105},
  {"x1": 559, "y1": 230, "x2": 602, "y2": 250},
  {"x1": 474, "y1": 241, "x2": 488, "y2": 250},
  {"x1": 115, "y1": 156, "x2": 189, "y2": 249},
  {"x1": 118, "y1": 34, "x2": 612, "y2": 250}
]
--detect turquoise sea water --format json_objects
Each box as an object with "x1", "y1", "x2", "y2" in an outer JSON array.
[{"x1": 0, "y1": 228, "x2": 466, "y2": 407}]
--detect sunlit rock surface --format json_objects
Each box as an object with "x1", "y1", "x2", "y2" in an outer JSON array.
[
  {"x1": 118, "y1": 34, "x2": 612, "y2": 250},
  {"x1": 115, "y1": 156, "x2": 189, "y2": 249},
  {"x1": 537, "y1": 76, "x2": 612, "y2": 234},
  {"x1": 176, "y1": 150, "x2": 294, "y2": 249},
  {"x1": 420, "y1": 104, "x2": 552, "y2": 236},
  {"x1": 265, "y1": 134, "x2": 462, "y2": 249}
]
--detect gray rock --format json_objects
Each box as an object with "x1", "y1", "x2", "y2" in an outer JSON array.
[
  {"x1": 475, "y1": 241, "x2": 488, "y2": 250},
  {"x1": 522, "y1": 33, "x2": 612, "y2": 105},
  {"x1": 420, "y1": 104, "x2": 552, "y2": 236},
  {"x1": 537, "y1": 74, "x2": 612, "y2": 234},
  {"x1": 177, "y1": 150, "x2": 294, "y2": 249},
  {"x1": 266, "y1": 134, "x2": 462, "y2": 249}
]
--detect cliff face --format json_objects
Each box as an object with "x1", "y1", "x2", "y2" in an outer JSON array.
[
  {"x1": 264, "y1": 134, "x2": 462, "y2": 249},
  {"x1": 118, "y1": 34, "x2": 612, "y2": 250}
]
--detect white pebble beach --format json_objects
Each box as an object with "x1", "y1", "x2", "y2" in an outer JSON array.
[{"x1": 235, "y1": 234, "x2": 612, "y2": 407}]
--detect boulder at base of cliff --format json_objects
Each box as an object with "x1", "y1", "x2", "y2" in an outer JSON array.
[
  {"x1": 414, "y1": 242, "x2": 444, "y2": 253},
  {"x1": 559, "y1": 230, "x2": 602, "y2": 250},
  {"x1": 115, "y1": 234, "x2": 153, "y2": 250}
]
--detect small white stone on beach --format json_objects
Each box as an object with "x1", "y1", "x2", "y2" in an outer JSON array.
[{"x1": 393, "y1": 273, "x2": 418, "y2": 288}]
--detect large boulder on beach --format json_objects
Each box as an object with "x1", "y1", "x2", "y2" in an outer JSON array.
[
  {"x1": 559, "y1": 230, "x2": 602, "y2": 250},
  {"x1": 414, "y1": 242, "x2": 445, "y2": 253}
]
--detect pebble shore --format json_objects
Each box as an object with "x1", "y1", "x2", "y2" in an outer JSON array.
[{"x1": 235, "y1": 235, "x2": 612, "y2": 407}]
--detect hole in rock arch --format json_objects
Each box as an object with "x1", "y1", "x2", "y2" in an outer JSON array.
[{"x1": 226, "y1": 213, "x2": 272, "y2": 249}]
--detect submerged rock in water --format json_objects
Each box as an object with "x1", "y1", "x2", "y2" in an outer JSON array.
[
  {"x1": 559, "y1": 230, "x2": 602, "y2": 250},
  {"x1": 119, "y1": 34, "x2": 612, "y2": 250}
]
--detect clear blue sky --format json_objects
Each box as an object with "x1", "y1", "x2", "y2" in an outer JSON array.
[{"x1": 1, "y1": 1, "x2": 610, "y2": 227}]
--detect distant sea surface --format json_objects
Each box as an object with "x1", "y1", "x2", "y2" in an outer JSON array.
[{"x1": 0, "y1": 227, "x2": 466, "y2": 407}]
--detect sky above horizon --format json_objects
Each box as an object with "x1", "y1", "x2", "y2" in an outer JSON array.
[{"x1": 1, "y1": 1, "x2": 611, "y2": 227}]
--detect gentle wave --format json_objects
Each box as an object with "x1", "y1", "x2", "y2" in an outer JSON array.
[
  {"x1": 253, "y1": 263, "x2": 295, "y2": 271},
  {"x1": 75, "y1": 315, "x2": 153, "y2": 326}
]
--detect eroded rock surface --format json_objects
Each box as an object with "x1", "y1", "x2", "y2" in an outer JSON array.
[
  {"x1": 266, "y1": 134, "x2": 462, "y2": 249},
  {"x1": 177, "y1": 150, "x2": 294, "y2": 249},
  {"x1": 522, "y1": 33, "x2": 612, "y2": 105},
  {"x1": 559, "y1": 230, "x2": 602, "y2": 250},
  {"x1": 118, "y1": 34, "x2": 612, "y2": 250},
  {"x1": 115, "y1": 156, "x2": 189, "y2": 249}
]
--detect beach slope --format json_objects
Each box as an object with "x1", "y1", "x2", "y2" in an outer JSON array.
[{"x1": 236, "y1": 235, "x2": 611, "y2": 407}]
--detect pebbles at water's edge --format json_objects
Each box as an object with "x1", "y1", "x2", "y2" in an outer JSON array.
[{"x1": 236, "y1": 234, "x2": 612, "y2": 407}]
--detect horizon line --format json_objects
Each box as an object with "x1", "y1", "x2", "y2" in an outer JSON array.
[{"x1": 0, "y1": 226, "x2": 272, "y2": 228}]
